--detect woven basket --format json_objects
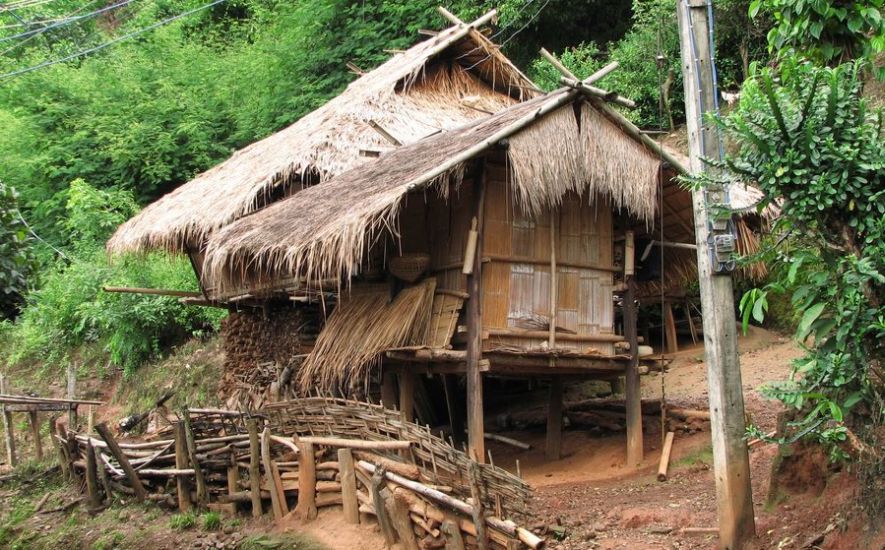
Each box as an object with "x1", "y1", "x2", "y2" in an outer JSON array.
[{"x1": 389, "y1": 253, "x2": 431, "y2": 282}]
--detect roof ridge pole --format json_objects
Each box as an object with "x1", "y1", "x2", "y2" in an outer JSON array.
[
  {"x1": 677, "y1": 1, "x2": 755, "y2": 548},
  {"x1": 539, "y1": 48, "x2": 636, "y2": 109}
]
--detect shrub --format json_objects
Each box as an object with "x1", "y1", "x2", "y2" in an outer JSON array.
[
  {"x1": 201, "y1": 511, "x2": 222, "y2": 531},
  {"x1": 169, "y1": 512, "x2": 196, "y2": 531}
]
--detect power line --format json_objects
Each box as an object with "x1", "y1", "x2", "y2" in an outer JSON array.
[
  {"x1": 0, "y1": 0, "x2": 227, "y2": 81},
  {"x1": 0, "y1": 0, "x2": 135, "y2": 43},
  {"x1": 1, "y1": 0, "x2": 103, "y2": 57}
]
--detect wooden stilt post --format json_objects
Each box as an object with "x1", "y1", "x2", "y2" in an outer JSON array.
[
  {"x1": 246, "y1": 419, "x2": 262, "y2": 517},
  {"x1": 545, "y1": 378, "x2": 563, "y2": 461},
  {"x1": 398, "y1": 370, "x2": 415, "y2": 423},
  {"x1": 226, "y1": 449, "x2": 240, "y2": 515},
  {"x1": 677, "y1": 2, "x2": 755, "y2": 547},
  {"x1": 174, "y1": 422, "x2": 193, "y2": 513},
  {"x1": 468, "y1": 462, "x2": 489, "y2": 550},
  {"x1": 466, "y1": 159, "x2": 487, "y2": 463},
  {"x1": 624, "y1": 232, "x2": 644, "y2": 467},
  {"x1": 29, "y1": 410, "x2": 42, "y2": 462},
  {"x1": 262, "y1": 428, "x2": 284, "y2": 520},
  {"x1": 0, "y1": 375, "x2": 16, "y2": 468},
  {"x1": 381, "y1": 371, "x2": 398, "y2": 410}
]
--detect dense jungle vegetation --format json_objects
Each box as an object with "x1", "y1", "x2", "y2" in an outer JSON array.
[{"x1": 0, "y1": 0, "x2": 881, "y2": 457}]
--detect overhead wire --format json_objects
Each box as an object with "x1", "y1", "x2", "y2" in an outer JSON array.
[
  {"x1": 0, "y1": 0, "x2": 227, "y2": 81},
  {"x1": 1, "y1": 0, "x2": 104, "y2": 57},
  {"x1": 0, "y1": 0, "x2": 135, "y2": 43}
]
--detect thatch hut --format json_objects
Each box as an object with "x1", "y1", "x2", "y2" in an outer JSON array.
[{"x1": 194, "y1": 81, "x2": 770, "y2": 462}]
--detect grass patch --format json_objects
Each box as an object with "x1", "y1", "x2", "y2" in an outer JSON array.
[
  {"x1": 169, "y1": 511, "x2": 196, "y2": 531},
  {"x1": 675, "y1": 444, "x2": 714, "y2": 467},
  {"x1": 202, "y1": 511, "x2": 222, "y2": 531}
]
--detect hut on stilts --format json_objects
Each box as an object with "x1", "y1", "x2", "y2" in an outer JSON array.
[{"x1": 107, "y1": 8, "x2": 771, "y2": 466}]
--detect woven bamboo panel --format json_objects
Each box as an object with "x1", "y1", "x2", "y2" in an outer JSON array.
[
  {"x1": 262, "y1": 397, "x2": 531, "y2": 520},
  {"x1": 429, "y1": 293, "x2": 465, "y2": 348}
]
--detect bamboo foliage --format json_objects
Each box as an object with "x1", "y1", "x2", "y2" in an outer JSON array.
[{"x1": 106, "y1": 23, "x2": 535, "y2": 257}]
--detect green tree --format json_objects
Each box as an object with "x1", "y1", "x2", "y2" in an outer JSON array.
[
  {"x1": 709, "y1": 60, "x2": 883, "y2": 457},
  {"x1": 0, "y1": 181, "x2": 33, "y2": 319}
]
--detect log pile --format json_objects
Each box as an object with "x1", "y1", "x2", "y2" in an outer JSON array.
[
  {"x1": 60, "y1": 398, "x2": 540, "y2": 549},
  {"x1": 220, "y1": 304, "x2": 323, "y2": 408}
]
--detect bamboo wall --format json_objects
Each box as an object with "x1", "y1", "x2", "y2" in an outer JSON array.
[{"x1": 423, "y1": 159, "x2": 618, "y2": 355}]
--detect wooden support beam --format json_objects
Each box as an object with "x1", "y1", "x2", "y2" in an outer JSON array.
[
  {"x1": 367, "y1": 120, "x2": 402, "y2": 146},
  {"x1": 246, "y1": 419, "x2": 262, "y2": 517},
  {"x1": 436, "y1": 6, "x2": 463, "y2": 25},
  {"x1": 174, "y1": 422, "x2": 193, "y2": 512},
  {"x1": 338, "y1": 448, "x2": 359, "y2": 525},
  {"x1": 398, "y1": 370, "x2": 415, "y2": 423},
  {"x1": 468, "y1": 463, "x2": 489, "y2": 550},
  {"x1": 624, "y1": 276, "x2": 644, "y2": 468},
  {"x1": 95, "y1": 422, "x2": 147, "y2": 502},
  {"x1": 549, "y1": 208, "x2": 558, "y2": 348},
  {"x1": 545, "y1": 378, "x2": 563, "y2": 461},
  {"x1": 0, "y1": 375, "x2": 16, "y2": 468},
  {"x1": 226, "y1": 450, "x2": 240, "y2": 514},
  {"x1": 657, "y1": 431, "x2": 676, "y2": 482},
  {"x1": 94, "y1": 446, "x2": 112, "y2": 502},
  {"x1": 466, "y1": 160, "x2": 487, "y2": 463}
]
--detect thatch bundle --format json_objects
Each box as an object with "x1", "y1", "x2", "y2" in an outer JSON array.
[
  {"x1": 297, "y1": 280, "x2": 437, "y2": 392},
  {"x1": 106, "y1": 20, "x2": 536, "y2": 256}
]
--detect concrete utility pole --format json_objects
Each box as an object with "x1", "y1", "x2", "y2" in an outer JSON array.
[{"x1": 676, "y1": 1, "x2": 756, "y2": 548}]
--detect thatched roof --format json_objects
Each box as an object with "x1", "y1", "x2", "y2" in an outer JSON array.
[
  {"x1": 107, "y1": 16, "x2": 537, "y2": 256},
  {"x1": 202, "y1": 92, "x2": 667, "y2": 295}
]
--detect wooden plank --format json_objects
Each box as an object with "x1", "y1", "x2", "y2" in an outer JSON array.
[
  {"x1": 338, "y1": 449, "x2": 359, "y2": 525},
  {"x1": 466, "y1": 160, "x2": 486, "y2": 463},
  {"x1": 295, "y1": 439, "x2": 317, "y2": 520},
  {"x1": 624, "y1": 276, "x2": 643, "y2": 468},
  {"x1": 545, "y1": 378, "x2": 563, "y2": 461},
  {"x1": 246, "y1": 419, "x2": 262, "y2": 517},
  {"x1": 677, "y1": 3, "x2": 755, "y2": 546},
  {"x1": 95, "y1": 422, "x2": 146, "y2": 502},
  {"x1": 0, "y1": 375, "x2": 16, "y2": 468}
]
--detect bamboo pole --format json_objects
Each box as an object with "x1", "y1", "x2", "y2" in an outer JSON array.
[
  {"x1": 95, "y1": 423, "x2": 146, "y2": 502},
  {"x1": 297, "y1": 436, "x2": 411, "y2": 450}
]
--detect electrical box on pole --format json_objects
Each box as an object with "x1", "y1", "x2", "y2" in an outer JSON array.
[{"x1": 676, "y1": 1, "x2": 756, "y2": 548}]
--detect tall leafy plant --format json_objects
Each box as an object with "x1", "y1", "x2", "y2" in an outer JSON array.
[
  {"x1": 0, "y1": 181, "x2": 33, "y2": 319},
  {"x1": 704, "y1": 60, "x2": 884, "y2": 457}
]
